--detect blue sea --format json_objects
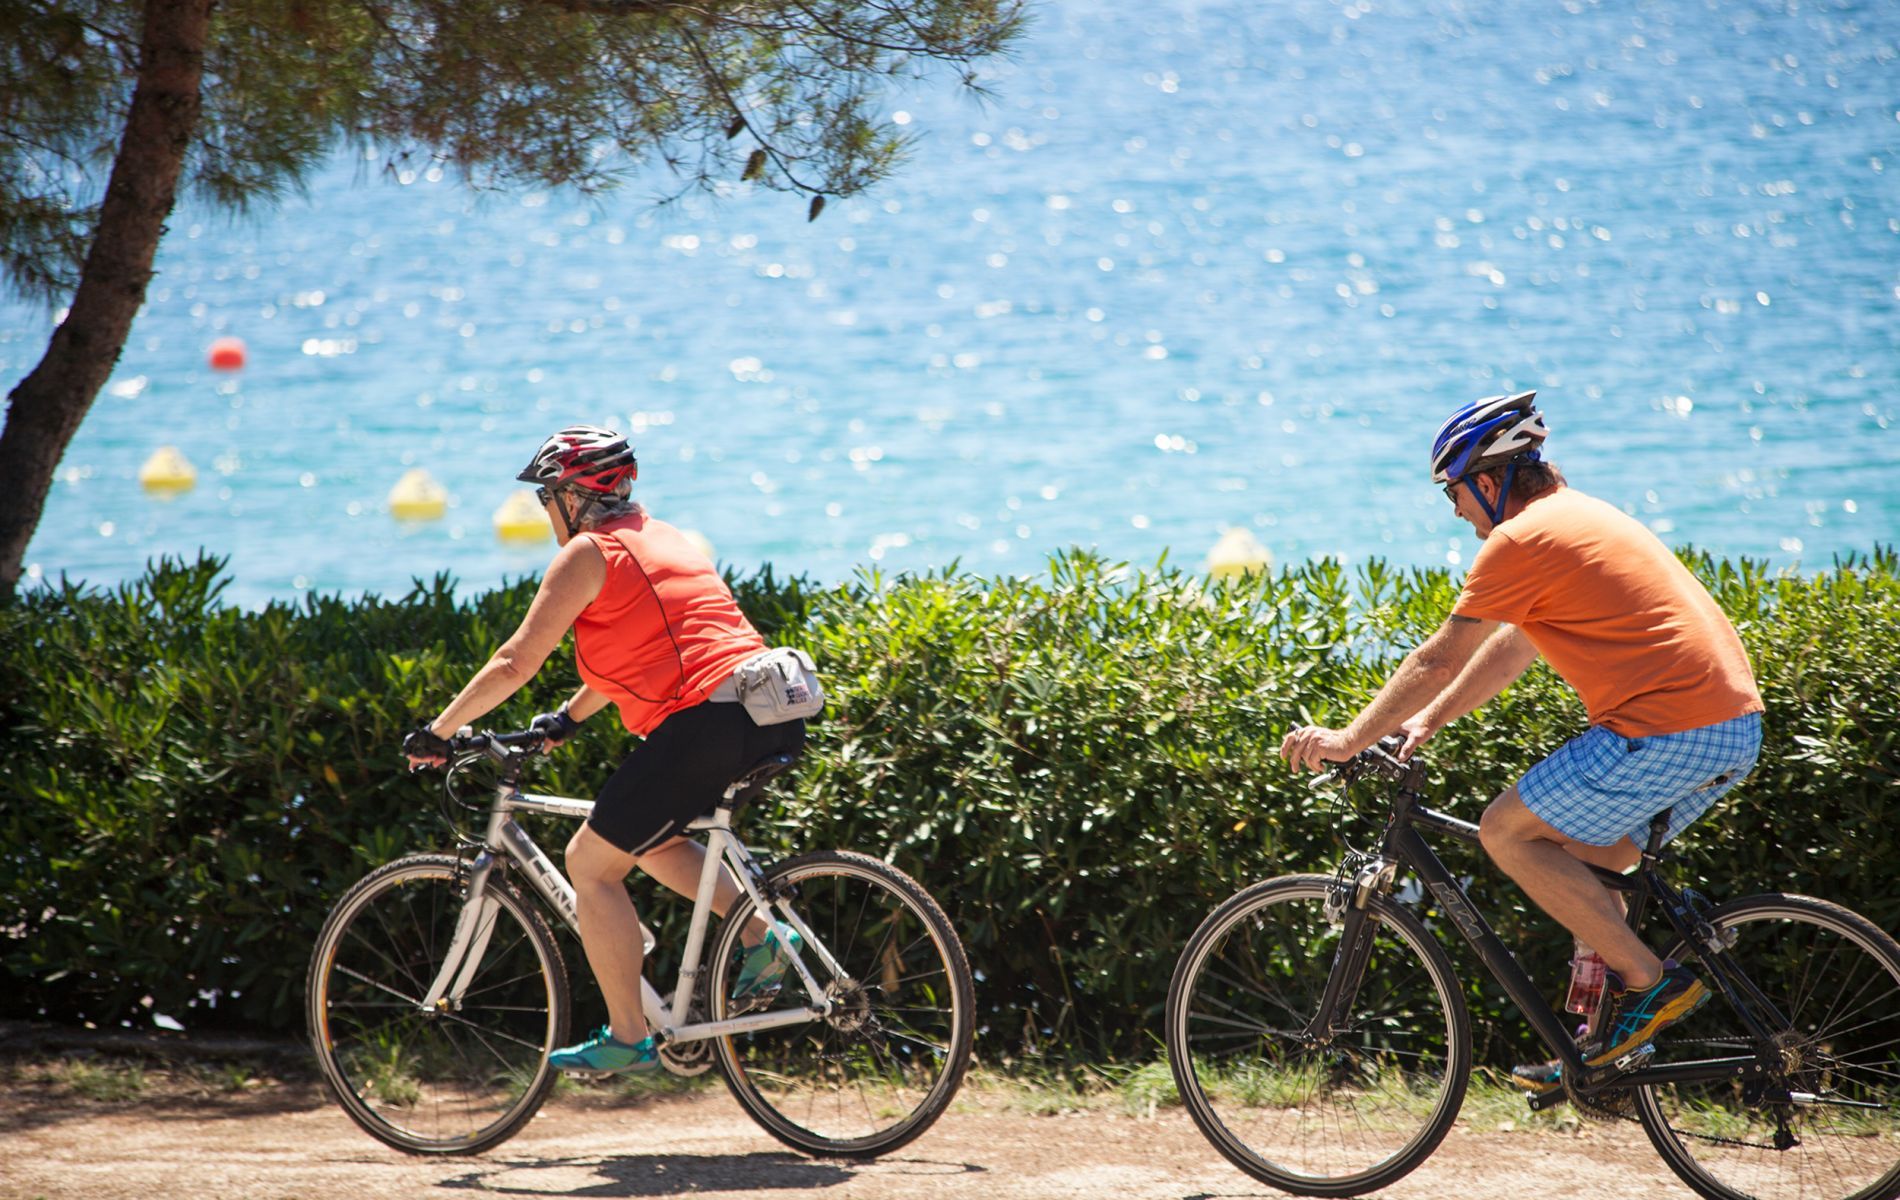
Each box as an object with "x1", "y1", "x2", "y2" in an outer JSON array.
[{"x1": 5, "y1": 0, "x2": 1896, "y2": 607}]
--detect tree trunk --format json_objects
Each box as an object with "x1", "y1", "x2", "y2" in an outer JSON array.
[{"x1": 0, "y1": 0, "x2": 212, "y2": 603}]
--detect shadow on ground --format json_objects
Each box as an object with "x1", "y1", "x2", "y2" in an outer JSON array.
[{"x1": 434, "y1": 1151, "x2": 983, "y2": 1197}]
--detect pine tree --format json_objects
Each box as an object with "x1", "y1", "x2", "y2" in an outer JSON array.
[{"x1": 0, "y1": 0, "x2": 1022, "y2": 599}]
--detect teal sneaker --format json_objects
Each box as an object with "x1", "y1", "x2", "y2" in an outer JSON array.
[
  {"x1": 548, "y1": 1027, "x2": 658, "y2": 1076},
  {"x1": 733, "y1": 922, "x2": 802, "y2": 999}
]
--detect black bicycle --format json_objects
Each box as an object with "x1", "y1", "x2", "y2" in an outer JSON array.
[{"x1": 1165, "y1": 739, "x2": 1900, "y2": 1200}]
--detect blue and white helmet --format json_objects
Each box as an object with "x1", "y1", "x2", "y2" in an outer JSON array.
[{"x1": 1429, "y1": 391, "x2": 1548, "y2": 485}]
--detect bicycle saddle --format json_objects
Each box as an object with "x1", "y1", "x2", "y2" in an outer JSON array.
[{"x1": 724, "y1": 751, "x2": 800, "y2": 806}]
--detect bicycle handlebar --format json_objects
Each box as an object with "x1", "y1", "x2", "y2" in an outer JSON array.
[
  {"x1": 444, "y1": 726, "x2": 550, "y2": 765},
  {"x1": 1323, "y1": 736, "x2": 1415, "y2": 786}
]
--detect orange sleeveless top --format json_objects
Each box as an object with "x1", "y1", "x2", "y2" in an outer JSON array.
[{"x1": 572, "y1": 514, "x2": 766, "y2": 736}]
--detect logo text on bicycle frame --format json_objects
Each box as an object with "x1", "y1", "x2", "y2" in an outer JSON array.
[
  {"x1": 1425, "y1": 879, "x2": 1488, "y2": 946},
  {"x1": 503, "y1": 821, "x2": 579, "y2": 928}
]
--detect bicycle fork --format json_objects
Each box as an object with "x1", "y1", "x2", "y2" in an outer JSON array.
[
  {"x1": 418, "y1": 852, "x2": 504, "y2": 1016},
  {"x1": 1305, "y1": 857, "x2": 1398, "y2": 1041}
]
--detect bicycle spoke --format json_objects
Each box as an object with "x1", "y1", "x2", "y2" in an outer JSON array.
[
  {"x1": 310, "y1": 858, "x2": 565, "y2": 1156},
  {"x1": 711, "y1": 854, "x2": 971, "y2": 1157},
  {"x1": 1167, "y1": 877, "x2": 1468, "y2": 1195},
  {"x1": 1638, "y1": 897, "x2": 1900, "y2": 1200}
]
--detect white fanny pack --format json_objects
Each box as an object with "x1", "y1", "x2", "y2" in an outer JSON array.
[{"x1": 709, "y1": 647, "x2": 824, "y2": 726}]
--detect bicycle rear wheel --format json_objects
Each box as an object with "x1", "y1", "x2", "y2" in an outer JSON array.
[
  {"x1": 307, "y1": 853, "x2": 570, "y2": 1154},
  {"x1": 1165, "y1": 874, "x2": 1471, "y2": 1198},
  {"x1": 708, "y1": 850, "x2": 974, "y2": 1158},
  {"x1": 1635, "y1": 893, "x2": 1900, "y2": 1200}
]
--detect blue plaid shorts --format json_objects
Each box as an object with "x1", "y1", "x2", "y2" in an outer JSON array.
[{"x1": 1518, "y1": 712, "x2": 1763, "y2": 847}]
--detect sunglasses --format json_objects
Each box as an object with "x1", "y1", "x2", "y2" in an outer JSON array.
[
  {"x1": 1443, "y1": 481, "x2": 1462, "y2": 504},
  {"x1": 536, "y1": 486, "x2": 554, "y2": 507}
]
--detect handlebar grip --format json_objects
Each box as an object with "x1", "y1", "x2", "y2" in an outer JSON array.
[{"x1": 489, "y1": 729, "x2": 549, "y2": 749}]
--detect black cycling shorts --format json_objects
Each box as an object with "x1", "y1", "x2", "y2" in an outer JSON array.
[{"x1": 587, "y1": 699, "x2": 805, "y2": 856}]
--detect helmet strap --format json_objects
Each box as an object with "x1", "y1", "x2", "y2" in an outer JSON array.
[
  {"x1": 550, "y1": 490, "x2": 576, "y2": 542},
  {"x1": 570, "y1": 490, "x2": 602, "y2": 532},
  {"x1": 1477, "y1": 460, "x2": 1520, "y2": 525}
]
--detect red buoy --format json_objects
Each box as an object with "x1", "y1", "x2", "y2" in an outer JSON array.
[{"x1": 208, "y1": 336, "x2": 247, "y2": 371}]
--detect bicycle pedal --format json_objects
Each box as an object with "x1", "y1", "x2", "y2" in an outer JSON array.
[
  {"x1": 1612, "y1": 1042, "x2": 1656, "y2": 1073},
  {"x1": 1583, "y1": 1041, "x2": 1655, "y2": 1086}
]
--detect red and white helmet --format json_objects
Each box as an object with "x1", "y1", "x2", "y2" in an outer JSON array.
[{"x1": 515, "y1": 425, "x2": 637, "y2": 493}]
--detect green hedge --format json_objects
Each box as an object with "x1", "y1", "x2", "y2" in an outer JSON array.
[{"x1": 1, "y1": 549, "x2": 1895, "y2": 1064}]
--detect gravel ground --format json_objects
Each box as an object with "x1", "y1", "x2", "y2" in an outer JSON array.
[{"x1": 0, "y1": 1062, "x2": 1702, "y2": 1200}]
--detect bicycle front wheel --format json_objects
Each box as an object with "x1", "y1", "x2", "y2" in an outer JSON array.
[
  {"x1": 307, "y1": 853, "x2": 570, "y2": 1155},
  {"x1": 708, "y1": 850, "x2": 974, "y2": 1158},
  {"x1": 1636, "y1": 893, "x2": 1900, "y2": 1200},
  {"x1": 1166, "y1": 874, "x2": 1471, "y2": 1197}
]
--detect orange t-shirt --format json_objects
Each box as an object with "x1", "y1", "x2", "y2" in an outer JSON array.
[
  {"x1": 1451, "y1": 488, "x2": 1762, "y2": 737},
  {"x1": 571, "y1": 513, "x2": 766, "y2": 736}
]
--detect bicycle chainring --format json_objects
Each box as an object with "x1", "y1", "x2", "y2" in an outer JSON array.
[
  {"x1": 1562, "y1": 1072, "x2": 1636, "y2": 1123},
  {"x1": 658, "y1": 1037, "x2": 713, "y2": 1077},
  {"x1": 657, "y1": 990, "x2": 714, "y2": 1077}
]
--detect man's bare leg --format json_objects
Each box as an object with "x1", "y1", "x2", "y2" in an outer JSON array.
[{"x1": 1479, "y1": 786, "x2": 1661, "y2": 990}]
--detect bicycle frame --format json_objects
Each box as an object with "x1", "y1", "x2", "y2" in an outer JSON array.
[
  {"x1": 417, "y1": 773, "x2": 839, "y2": 1046},
  {"x1": 1325, "y1": 756, "x2": 1787, "y2": 1099}
]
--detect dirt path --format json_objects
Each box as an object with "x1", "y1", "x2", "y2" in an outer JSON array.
[{"x1": 1, "y1": 1075, "x2": 1699, "y2": 1200}]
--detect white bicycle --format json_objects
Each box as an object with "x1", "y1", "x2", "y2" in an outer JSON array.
[{"x1": 307, "y1": 727, "x2": 974, "y2": 1157}]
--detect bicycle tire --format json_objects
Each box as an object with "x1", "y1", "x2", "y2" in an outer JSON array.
[
  {"x1": 1635, "y1": 892, "x2": 1900, "y2": 1200},
  {"x1": 307, "y1": 853, "x2": 570, "y2": 1155},
  {"x1": 1166, "y1": 873, "x2": 1471, "y2": 1197},
  {"x1": 707, "y1": 850, "x2": 974, "y2": 1158}
]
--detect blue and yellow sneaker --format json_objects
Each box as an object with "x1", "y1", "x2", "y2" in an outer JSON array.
[
  {"x1": 733, "y1": 922, "x2": 802, "y2": 1000},
  {"x1": 1585, "y1": 959, "x2": 1709, "y2": 1072},
  {"x1": 548, "y1": 1026, "x2": 659, "y2": 1076},
  {"x1": 1508, "y1": 1057, "x2": 1564, "y2": 1096},
  {"x1": 1509, "y1": 1021, "x2": 1588, "y2": 1096}
]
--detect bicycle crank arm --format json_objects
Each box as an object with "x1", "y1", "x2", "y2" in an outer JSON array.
[{"x1": 1526, "y1": 1087, "x2": 1570, "y2": 1114}]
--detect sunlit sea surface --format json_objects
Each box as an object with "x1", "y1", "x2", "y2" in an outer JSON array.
[{"x1": 5, "y1": 0, "x2": 1896, "y2": 607}]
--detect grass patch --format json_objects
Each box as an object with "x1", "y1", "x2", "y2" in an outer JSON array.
[
  {"x1": 949, "y1": 1059, "x2": 1599, "y2": 1134},
  {"x1": 1458, "y1": 1069, "x2": 1586, "y2": 1134},
  {"x1": 1112, "y1": 1060, "x2": 1181, "y2": 1116},
  {"x1": 614, "y1": 1069, "x2": 719, "y2": 1102},
  {"x1": 177, "y1": 1061, "x2": 261, "y2": 1095},
  {"x1": 39, "y1": 1057, "x2": 149, "y2": 1102}
]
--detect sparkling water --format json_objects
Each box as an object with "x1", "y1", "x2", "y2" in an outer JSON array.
[{"x1": 5, "y1": 0, "x2": 1895, "y2": 607}]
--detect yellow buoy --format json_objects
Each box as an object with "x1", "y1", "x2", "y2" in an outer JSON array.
[
  {"x1": 1207, "y1": 527, "x2": 1271, "y2": 579},
  {"x1": 679, "y1": 528, "x2": 716, "y2": 562},
  {"x1": 388, "y1": 467, "x2": 448, "y2": 521},
  {"x1": 493, "y1": 488, "x2": 550, "y2": 543},
  {"x1": 139, "y1": 445, "x2": 197, "y2": 493}
]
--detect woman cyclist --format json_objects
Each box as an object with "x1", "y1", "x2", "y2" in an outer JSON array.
[{"x1": 403, "y1": 425, "x2": 806, "y2": 1074}]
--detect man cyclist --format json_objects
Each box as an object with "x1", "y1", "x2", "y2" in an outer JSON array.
[
  {"x1": 403, "y1": 425, "x2": 805, "y2": 1075},
  {"x1": 1279, "y1": 391, "x2": 1764, "y2": 1083}
]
